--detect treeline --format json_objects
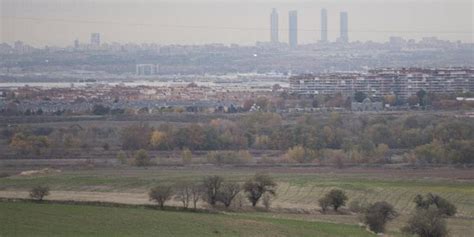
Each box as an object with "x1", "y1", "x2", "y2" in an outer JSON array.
[
  {"x1": 2, "y1": 112, "x2": 473, "y2": 165},
  {"x1": 120, "y1": 113, "x2": 473, "y2": 164}
]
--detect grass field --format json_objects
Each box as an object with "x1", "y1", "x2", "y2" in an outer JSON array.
[
  {"x1": 0, "y1": 167, "x2": 473, "y2": 236},
  {"x1": 0, "y1": 202, "x2": 373, "y2": 237}
]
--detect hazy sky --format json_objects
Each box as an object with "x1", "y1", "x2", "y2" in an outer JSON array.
[{"x1": 1, "y1": 0, "x2": 473, "y2": 47}]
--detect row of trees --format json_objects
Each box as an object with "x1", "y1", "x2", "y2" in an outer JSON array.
[
  {"x1": 28, "y1": 182, "x2": 456, "y2": 237},
  {"x1": 148, "y1": 173, "x2": 277, "y2": 210}
]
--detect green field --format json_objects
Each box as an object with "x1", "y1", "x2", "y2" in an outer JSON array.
[
  {"x1": 1, "y1": 168, "x2": 473, "y2": 216},
  {"x1": 0, "y1": 167, "x2": 473, "y2": 236},
  {"x1": 0, "y1": 202, "x2": 373, "y2": 237}
]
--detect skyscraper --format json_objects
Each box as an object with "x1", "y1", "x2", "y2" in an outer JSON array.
[
  {"x1": 270, "y1": 8, "x2": 279, "y2": 43},
  {"x1": 90, "y1": 33, "x2": 101, "y2": 47},
  {"x1": 289, "y1": 10, "x2": 298, "y2": 48},
  {"x1": 321, "y1": 9, "x2": 328, "y2": 42},
  {"x1": 339, "y1": 12, "x2": 349, "y2": 43}
]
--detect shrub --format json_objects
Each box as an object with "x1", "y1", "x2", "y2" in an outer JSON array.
[
  {"x1": 414, "y1": 193, "x2": 456, "y2": 217},
  {"x1": 320, "y1": 189, "x2": 348, "y2": 212},
  {"x1": 29, "y1": 186, "x2": 50, "y2": 201},
  {"x1": 149, "y1": 185, "x2": 173, "y2": 209},
  {"x1": 349, "y1": 200, "x2": 369, "y2": 213},
  {"x1": 181, "y1": 148, "x2": 192, "y2": 165},
  {"x1": 116, "y1": 150, "x2": 127, "y2": 165},
  {"x1": 403, "y1": 207, "x2": 448, "y2": 237},
  {"x1": 134, "y1": 149, "x2": 151, "y2": 167},
  {"x1": 262, "y1": 193, "x2": 272, "y2": 210},
  {"x1": 363, "y1": 201, "x2": 397, "y2": 233},
  {"x1": 319, "y1": 196, "x2": 331, "y2": 213}
]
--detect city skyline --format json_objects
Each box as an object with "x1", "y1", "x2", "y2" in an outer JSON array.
[{"x1": 1, "y1": 0, "x2": 472, "y2": 47}]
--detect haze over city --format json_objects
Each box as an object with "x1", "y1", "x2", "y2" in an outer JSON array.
[{"x1": 1, "y1": 0, "x2": 473, "y2": 47}]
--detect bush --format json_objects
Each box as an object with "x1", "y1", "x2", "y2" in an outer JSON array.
[
  {"x1": 134, "y1": 149, "x2": 151, "y2": 167},
  {"x1": 320, "y1": 189, "x2": 348, "y2": 212},
  {"x1": 206, "y1": 151, "x2": 251, "y2": 165},
  {"x1": 149, "y1": 185, "x2": 173, "y2": 209},
  {"x1": 116, "y1": 150, "x2": 127, "y2": 165},
  {"x1": 414, "y1": 193, "x2": 456, "y2": 217},
  {"x1": 319, "y1": 196, "x2": 331, "y2": 213},
  {"x1": 348, "y1": 200, "x2": 369, "y2": 213},
  {"x1": 403, "y1": 207, "x2": 448, "y2": 237},
  {"x1": 262, "y1": 193, "x2": 272, "y2": 210},
  {"x1": 363, "y1": 201, "x2": 397, "y2": 233},
  {"x1": 29, "y1": 186, "x2": 50, "y2": 201},
  {"x1": 181, "y1": 148, "x2": 192, "y2": 165}
]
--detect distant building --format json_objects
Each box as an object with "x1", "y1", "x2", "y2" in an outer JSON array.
[
  {"x1": 289, "y1": 68, "x2": 474, "y2": 100},
  {"x1": 136, "y1": 64, "x2": 159, "y2": 76},
  {"x1": 74, "y1": 39, "x2": 79, "y2": 49},
  {"x1": 270, "y1": 8, "x2": 279, "y2": 43},
  {"x1": 320, "y1": 9, "x2": 328, "y2": 43},
  {"x1": 289, "y1": 10, "x2": 298, "y2": 48},
  {"x1": 339, "y1": 12, "x2": 349, "y2": 43},
  {"x1": 90, "y1": 33, "x2": 101, "y2": 47}
]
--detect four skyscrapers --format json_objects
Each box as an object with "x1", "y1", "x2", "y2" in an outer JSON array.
[{"x1": 270, "y1": 8, "x2": 349, "y2": 46}]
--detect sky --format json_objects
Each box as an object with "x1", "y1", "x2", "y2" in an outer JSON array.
[{"x1": 1, "y1": 0, "x2": 473, "y2": 47}]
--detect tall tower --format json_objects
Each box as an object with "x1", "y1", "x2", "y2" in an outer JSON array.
[
  {"x1": 289, "y1": 10, "x2": 298, "y2": 48},
  {"x1": 339, "y1": 12, "x2": 349, "y2": 43},
  {"x1": 321, "y1": 9, "x2": 328, "y2": 42},
  {"x1": 90, "y1": 33, "x2": 101, "y2": 47},
  {"x1": 270, "y1": 8, "x2": 279, "y2": 43}
]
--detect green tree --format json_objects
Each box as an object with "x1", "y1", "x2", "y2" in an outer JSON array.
[
  {"x1": 414, "y1": 193, "x2": 456, "y2": 217},
  {"x1": 203, "y1": 175, "x2": 224, "y2": 206},
  {"x1": 354, "y1": 91, "x2": 367, "y2": 103},
  {"x1": 243, "y1": 173, "x2": 277, "y2": 207},
  {"x1": 322, "y1": 189, "x2": 348, "y2": 211},
  {"x1": 363, "y1": 201, "x2": 397, "y2": 233}
]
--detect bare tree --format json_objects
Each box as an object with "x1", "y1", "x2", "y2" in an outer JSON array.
[
  {"x1": 217, "y1": 182, "x2": 241, "y2": 208},
  {"x1": 175, "y1": 181, "x2": 192, "y2": 208},
  {"x1": 149, "y1": 185, "x2": 173, "y2": 209}
]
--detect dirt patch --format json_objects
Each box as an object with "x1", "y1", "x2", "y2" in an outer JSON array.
[{"x1": 18, "y1": 168, "x2": 62, "y2": 177}]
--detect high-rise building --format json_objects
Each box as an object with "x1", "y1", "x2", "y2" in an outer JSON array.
[
  {"x1": 339, "y1": 12, "x2": 349, "y2": 43},
  {"x1": 270, "y1": 8, "x2": 279, "y2": 43},
  {"x1": 289, "y1": 10, "x2": 298, "y2": 48},
  {"x1": 321, "y1": 9, "x2": 328, "y2": 42},
  {"x1": 90, "y1": 33, "x2": 101, "y2": 47},
  {"x1": 74, "y1": 39, "x2": 79, "y2": 49}
]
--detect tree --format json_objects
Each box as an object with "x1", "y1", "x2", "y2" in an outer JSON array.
[
  {"x1": 403, "y1": 207, "x2": 448, "y2": 237},
  {"x1": 321, "y1": 189, "x2": 348, "y2": 211},
  {"x1": 243, "y1": 173, "x2": 277, "y2": 207},
  {"x1": 319, "y1": 196, "x2": 331, "y2": 213},
  {"x1": 363, "y1": 201, "x2": 397, "y2": 233},
  {"x1": 354, "y1": 91, "x2": 367, "y2": 103},
  {"x1": 203, "y1": 175, "x2": 224, "y2": 206},
  {"x1": 29, "y1": 186, "x2": 50, "y2": 201},
  {"x1": 175, "y1": 181, "x2": 192, "y2": 208},
  {"x1": 181, "y1": 148, "x2": 192, "y2": 165},
  {"x1": 92, "y1": 104, "x2": 110, "y2": 115},
  {"x1": 417, "y1": 89, "x2": 427, "y2": 106},
  {"x1": 217, "y1": 181, "x2": 241, "y2": 208},
  {"x1": 134, "y1": 149, "x2": 151, "y2": 167},
  {"x1": 414, "y1": 193, "x2": 456, "y2": 217},
  {"x1": 190, "y1": 183, "x2": 204, "y2": 209},
  {"x1": 150, "y1": 131, "x2": 167, "y2": 149},
  {"x1": 285, "y1": 145, "x2": 306, "y2": 163},
  {"x1": 116, "y1": 150, "x2": 127, "y2": 165},
  {"x1": 149, "y1": 185, "x2": 173, "y2": 209}
]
